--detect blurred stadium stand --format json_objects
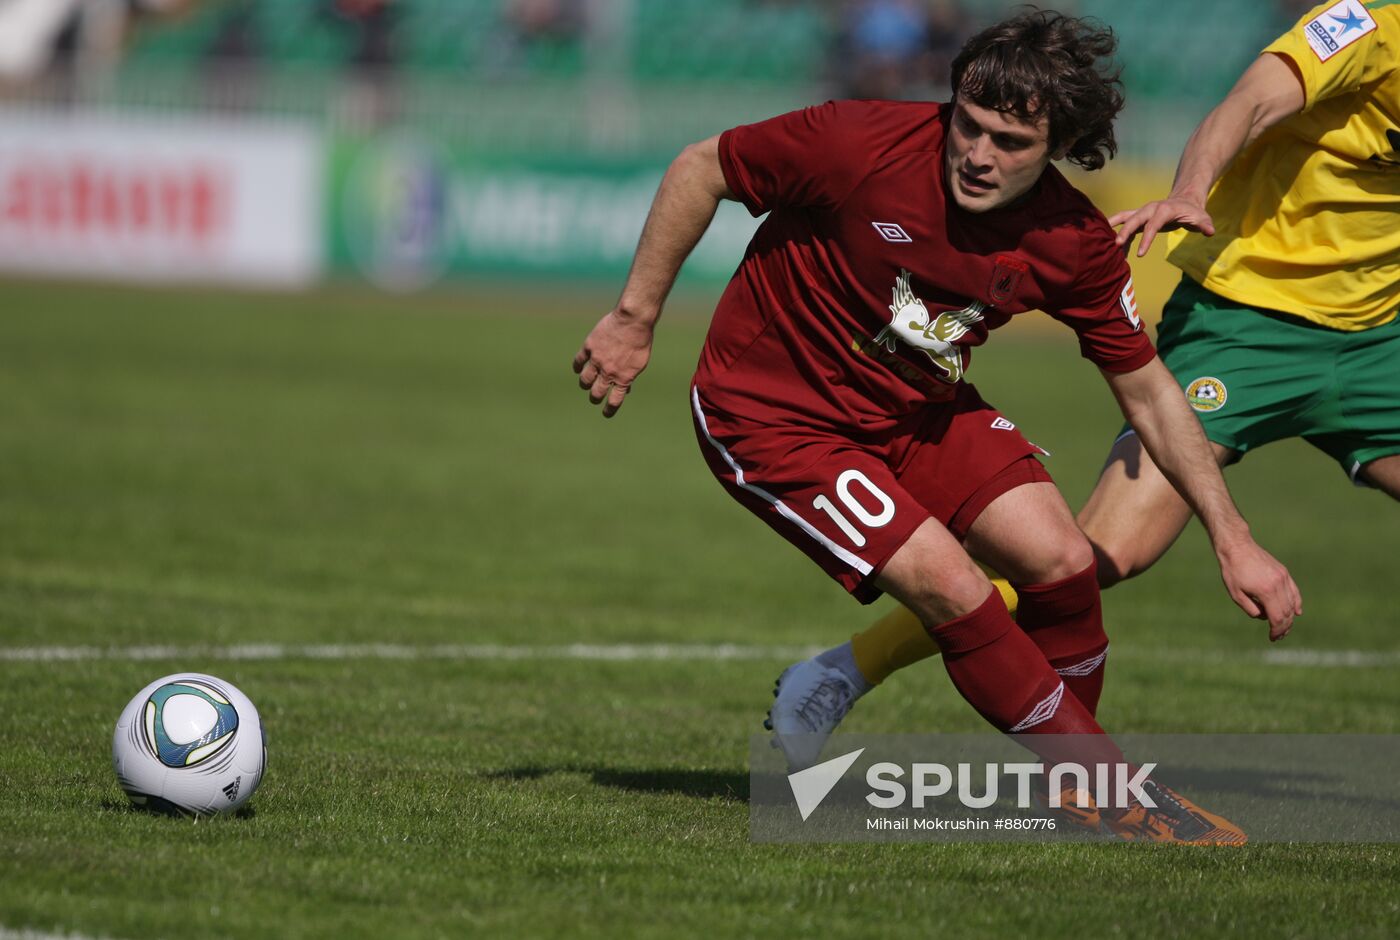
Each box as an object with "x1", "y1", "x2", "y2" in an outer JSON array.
[
  {"x1": 0, "y1": 0, "x2": 1318, "y2": 296},
  {"x1": 1, "y1": 0, "x2": 1311, "y2": 159}
]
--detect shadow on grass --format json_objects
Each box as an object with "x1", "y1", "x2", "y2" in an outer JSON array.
[
  {"x1": 484, "y1": 766, "x2": 749, "y2": 802},
  {"x1": 1161, "y1": 764, "x2": 1400, "y2": 816},
  {"x1": 98, "y1": 798, "x2": 258, "y2": 820}
]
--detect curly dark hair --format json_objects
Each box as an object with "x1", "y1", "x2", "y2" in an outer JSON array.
[{"x1": 950, "y1": 8, "x2": 1123, "y2": 171}]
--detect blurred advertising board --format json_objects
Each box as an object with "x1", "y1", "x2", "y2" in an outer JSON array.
[
  {"x1": 328, "y1": 135, "x2": 761, "y2": 290},
  {"x1": 0, "y1": 110, "x2": 322, "y2": 286}
]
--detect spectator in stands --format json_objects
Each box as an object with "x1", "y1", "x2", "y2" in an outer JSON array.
[
  {"x1": 485, "y1": 0, "x2": 587, "y2": 77},
  {"x1": 324, "y1": 0, "x2": 400, "y2": 128},
  {"x1": 922, "y1": 0, "x2": 971, "y2": 94},
  {"x1": 205, "y1": 0, "x2": 262, "y2": 113},
  {"x1": 0, "y1": 0, "x2": 79, "y2": 86},
  {"x1": 506, "y1": 0, "x2": 586, "y2": 43},
  {"x1": 0, "y1": 0, "x2": 184, "y2": 97},
  {"x1": 835, "y1": 0, "x2": 931, "y2": 99}
]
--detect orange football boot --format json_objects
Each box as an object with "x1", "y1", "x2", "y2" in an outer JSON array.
[
  {"x1": 1103, "y1": 779, "x2": 1247, "y2": 845},
  {"x1": 1033, "y1": 782, "x2": 1101, "y2": 833}
]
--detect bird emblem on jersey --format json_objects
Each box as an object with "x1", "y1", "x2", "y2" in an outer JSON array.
[{"x1": 873, "y1": 268, "x2": 985, "y2": 383}]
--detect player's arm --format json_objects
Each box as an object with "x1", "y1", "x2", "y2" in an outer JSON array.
[
  {"x1": 1101, "y1": 358, "x2": 1302, "y2": 639},
  {"x1": 573, "y1": 135, "x2": 735, "y2": 417},
  {"x1": 1110, "y1": 53, "x2": 1305, "y2": 256}
]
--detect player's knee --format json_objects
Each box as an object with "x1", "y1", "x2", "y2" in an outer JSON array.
[
  {"x1": 883, "y1": 563, "x2": 993, "y2": 628},
  {"x1": 1089, "y1": 537, "x2": 1144, "y2": 589},
  {"x1": 925, "y1": 586, "x2": 1013, "y2": 656},
  {"x1": 916, "y1": 578, "x2": 995, "y2": 627},
  {"x1": 1091, "y1": 543, "x2": 1128, "y2": 589},
  {"x1": 1021, "y1": 531, "x2": 1095, "y2": 586},
  {"x1": 1359, "y1": 457, "x2": 1400, "y2": 501}
]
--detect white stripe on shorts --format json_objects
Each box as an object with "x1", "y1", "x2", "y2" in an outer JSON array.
[{"x1": 691, "y1": 386, "x2": 873, "y2": 576}]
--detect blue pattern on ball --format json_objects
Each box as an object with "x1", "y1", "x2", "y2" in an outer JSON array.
[{"x1": 147, "y1": 681, "x2": 240, "y2": 768}]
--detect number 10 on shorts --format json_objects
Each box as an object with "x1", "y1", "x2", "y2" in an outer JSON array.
[{"x1": 812, "y1": 469, "x2": 896, "y2": 548}]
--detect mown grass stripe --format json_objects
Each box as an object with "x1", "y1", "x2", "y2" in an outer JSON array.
[
  {"x1": 1, "y1": 929, "x2": 115, "y2": 940},
  {"x1": 1, "y1": 643, "x2": 1397, "y2": 667}
]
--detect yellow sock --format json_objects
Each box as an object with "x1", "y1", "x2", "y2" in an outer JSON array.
[
  {"x1": 849, "y1": 578, "x2": 1020, "y2": 685},
  {"x1": 992, "y1": 578, "x2": 1019, "y2": 616}
]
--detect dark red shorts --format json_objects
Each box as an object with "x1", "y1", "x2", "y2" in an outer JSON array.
[{"x1": 691, "y1": 382, "x2": 1051, "y2": 603}]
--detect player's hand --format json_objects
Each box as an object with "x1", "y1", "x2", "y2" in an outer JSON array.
[
  {"x1": 573, "y1": 309, "x2": 655, "y2": 418},
  {"x1": 1214, "y1": 537, "x2": 1302, "y2": 641},
  {"x1": 1108, "y1": 198, "x2": 1215, "y2": 258}
]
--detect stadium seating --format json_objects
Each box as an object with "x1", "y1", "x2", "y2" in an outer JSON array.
[
  {"x1": 104, "y1": 0, "x2": 1301, "y2": 157},
  {"x1": 1075, "y1": 0, "x2": 1281, "y2": 100},
  {"x1": 631, "y1": 1, "x2": 828, "y2": 84},
  {"x1": 122, "y1": 0, "x2": 831, "y2": 82},
  {"x1": 121, "y1": 0, "x2": 1294, "y2": 98}
]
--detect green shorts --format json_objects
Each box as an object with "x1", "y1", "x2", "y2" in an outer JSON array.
[{"x1": 1134, "y1": 277, "x2": 1400, "y2": 483}]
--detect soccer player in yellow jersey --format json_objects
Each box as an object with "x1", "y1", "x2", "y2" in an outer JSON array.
[{"x1": 768, "y1": 0, "x2": 1397, "y2": 763}]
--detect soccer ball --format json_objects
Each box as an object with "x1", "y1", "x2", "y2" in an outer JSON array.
[{"x1": 112, "y1": 673, "x2": 266, "y2": 817}]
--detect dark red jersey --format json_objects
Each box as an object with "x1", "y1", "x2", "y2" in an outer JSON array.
[{"x1": 695, "y1": 99, "x2": 1154, "y2": 433}]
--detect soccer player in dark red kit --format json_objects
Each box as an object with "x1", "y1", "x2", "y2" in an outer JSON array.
[{"x1": 573, "y1": 9, "x2": 1300, "y2": 843}]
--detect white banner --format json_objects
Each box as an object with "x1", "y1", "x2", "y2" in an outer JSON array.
[{"x1": 0, "y1": 109, "x2": 322, "y2": 286}]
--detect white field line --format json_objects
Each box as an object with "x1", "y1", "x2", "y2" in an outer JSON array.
[
  {"x1": 1, "y1": 930, "x2": 114, "y2": 940},
  {"x1": 1260, "y1": 648, "x2": 1400, "y2": 668},
  {"x1": 0, "y1": 642, "x2": 1397, "y2": 668},
  {"x1": 0, "y1": 642, "x2": 827, "y2": 663}
]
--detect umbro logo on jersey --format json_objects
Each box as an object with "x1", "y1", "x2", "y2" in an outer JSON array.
[
  {"x1": 991, "y1": 417, "x2": 1016, "y2": 431},
  {"x1": 872, "y1": 222, "x2": 912, "y2": 243}
]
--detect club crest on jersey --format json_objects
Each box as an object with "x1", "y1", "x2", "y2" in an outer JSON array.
[
  {"x1": 1185, "y1": 376, "x2": 1228, "y2": 413},
  {"x1": 873, "y1": 269, "x2": 984, "y2": 384},
  {"x1": 988, "y1": 255, "x2": 1028, "y2": 305}
]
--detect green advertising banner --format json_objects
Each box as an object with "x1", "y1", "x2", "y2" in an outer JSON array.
[{"x1": 328, "y1": 135, "x2": 761, "y2": 289}]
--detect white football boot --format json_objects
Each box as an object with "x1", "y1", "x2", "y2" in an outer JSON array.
[{"x1": 764, "y1": 659, "x2": 859, "y2": 771}]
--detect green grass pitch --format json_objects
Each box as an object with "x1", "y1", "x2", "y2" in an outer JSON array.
[{"x1": 0, "y1": 278, "x2": 1397, "y2": 939}]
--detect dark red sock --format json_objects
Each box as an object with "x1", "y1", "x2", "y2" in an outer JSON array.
[
  {"x1": 1016, "y1": 562, "x2": 1109, "y2": 716},
  {"x1": 926, "y1": 589, "x2": 1106, "y2": 738},
  {"x1": 926, "y1": 589, "x2": 1132, "y2": 799}
]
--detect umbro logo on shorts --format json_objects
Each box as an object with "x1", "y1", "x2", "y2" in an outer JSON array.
[{"x1": 872, "y1": 221, "x2": 912, "y2": 243}]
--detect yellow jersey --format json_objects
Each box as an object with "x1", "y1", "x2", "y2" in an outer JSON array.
[{"x1": 1167, "y1": 0, "x2": 1400, "y2": 330}]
